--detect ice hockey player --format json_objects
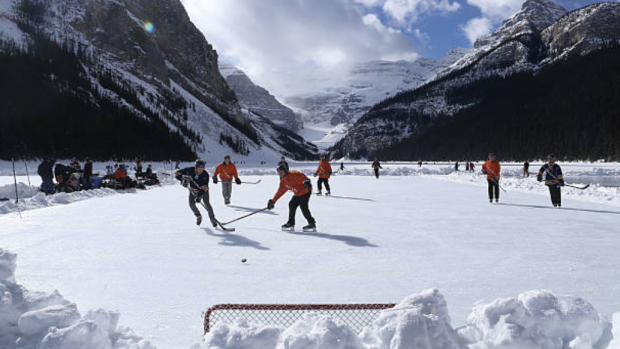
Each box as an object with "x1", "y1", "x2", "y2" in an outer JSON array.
[
  {"x1": 212, "y1": 155, "x2": 241, "y2": 205},
  {"x1": 372, "y1": 157, "x2": 382, "y2": 179},
  {"x1": 314, "y1": 155, "x2": 332, "y2": 196},
  {"x1": 278, "y1": 156, "x2": 289, "y2": 171},
  {"x1": 267, "y1": 164, "x2": 316, "y2": 231},
  {"x1": 537, "y1": 154, "x2": 564, "y2": 208},
  {"x1": 481, "y1": 153, "x2": 501, "y2": 203},
  {"x1": 176, "y1": 160, "x2": 217, "y2": 227}
]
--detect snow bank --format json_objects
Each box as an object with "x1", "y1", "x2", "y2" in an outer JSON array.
[
  {"x1": 199, "y1": 289, "x2": 614, "y2": 349},
  {"x1": 0, "y1": 248, "x2": 156, "y2": 349},
  {"x1": 460, "y1": 290, "x2": 613, "y2": 349}
]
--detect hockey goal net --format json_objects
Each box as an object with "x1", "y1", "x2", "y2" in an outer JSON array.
[{"x1": 203, "y1": 303, "x2": 396, "y2": 334}]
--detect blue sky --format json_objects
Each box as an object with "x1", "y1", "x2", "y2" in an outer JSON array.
[{"x1": 181, "y1": 0, "x2": 612, "y2": 94}]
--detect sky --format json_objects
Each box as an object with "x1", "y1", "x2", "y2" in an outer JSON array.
[{"x1": 180, "y1": 0, "x2": 608, "y2": 94}]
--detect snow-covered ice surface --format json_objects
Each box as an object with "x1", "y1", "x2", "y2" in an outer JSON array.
[{"x1": 1, "y1": 161, "x2": 620, "y2": 348}]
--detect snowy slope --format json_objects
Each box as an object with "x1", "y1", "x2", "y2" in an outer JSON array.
[
  {"x1": 0, "y1": 0, "x2": 313, "y2": 161},
  {"x1": 279, "y1": 48, "x2": 468, "y2": 149},
  {"x1": 2, "y1": 162, "x2": 620, "y2": 348}
]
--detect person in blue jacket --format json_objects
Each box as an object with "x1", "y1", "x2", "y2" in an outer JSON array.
[
  {"x1": 537, "y1": 154, "x2": 565, "y2": 208},
  {"x1": 175, "y1": 160, "x2": 217, "y2": 227}
]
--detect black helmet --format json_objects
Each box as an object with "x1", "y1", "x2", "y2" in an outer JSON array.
[
  {"x1": 276, "y1": 164, "x2": 288, "y2": 173},
  {"x1": 547, "y1": 154, "x2": 556, "y2": 161},
  {"x1": 195, "y1": 159, "x2": 206, "y2": 168}
]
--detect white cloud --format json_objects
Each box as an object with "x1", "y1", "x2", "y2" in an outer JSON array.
[
  {"x1": 466, "y1": 0, "x2": 524, "y2": 20},
  {"x1": 461, "y1": 16, "x2": 493, "y2": 44},
  {"x1": 354, "y1": 0, "x2": 386, "y2": 7},
  {"x1": 382, "y1": 0, "x2": 460, "y2": 25},
  {"x1": 181, "y1": 0, "x2": 419, "y2": 95}
]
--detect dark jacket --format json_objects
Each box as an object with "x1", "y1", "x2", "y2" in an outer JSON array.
[
  {"x1": 537, "y1": 163, "x2": 564, "y2": 186},
  {"x1": 372, "y1": 160, "x2": 382, "y2": 170},
  {"x1": 38, "y1": 159, "x2": 55, "y2": 180},
  {"x1": 278, "y1": 160, "x2": 289, "y2": 171},
  {"x1": 84, "y1": 162, "x2": 93, "y2": 177},
  {"x1": 175, "y1": 167, "x2": 210, "y2": 195}
]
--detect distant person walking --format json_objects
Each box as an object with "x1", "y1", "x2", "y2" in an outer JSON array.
[
  {"x1": 524, "y1": 161, "x2": 530, "y2": 178},
  {"x1": 340, "y1": 161, "x2": 344, "y2": 171},
  {"x1": 83, "y1": 158, "x2": 93, "y2": 190},
  {"x1": 481, "y1": 153, "x2": 501, "y2": 203},
  {"x1": 372, "y1": 157, "x2": 383, "y2": 179},
  {"x1": 213, "y1": 155, "x2": 240, "y2": 205},
  {"x1": 314, "y1": 155, "x2": 332, "y2": 196},
  {"x1": 537, "y1": 154, "x2": 564, "y2": 208},
  {"x1": 455, "y1": 161, "x2": 459, "y2": 172},
  {"x1": 278, "y1": 156, "x2": 289, "y2": 172}
]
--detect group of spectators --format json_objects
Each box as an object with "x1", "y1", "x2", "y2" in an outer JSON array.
[{"x1": 37, "y1": 158, "x2": 159, "y2": 194}]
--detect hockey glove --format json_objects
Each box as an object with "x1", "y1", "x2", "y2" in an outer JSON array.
[
  {"x1": 212, "y1": 176, "x2": 218, "y2": 184},
  {"x1": 493, "y1": 176, "x2": 499, "y2": 182},
  {"x1": 235, "y1": 178, "x2": 241, "y2": 185},
  {"x1": 195, "y1": 196, "x2": 202, "y2": 203},
  {"x1": 267, "y1": 199, "x2": 275, "y2": 210},
  {"x1": 181, "y1": 180, "x2": 189, "y2": 187},
  {"x1": 303, "y1": 179, "x2": 311, "y2": 189},
  {"x1": 328, "y1": 171, "x2": 332, "y2": 175},
  {"x1": 481, "y1": 169, "x2": 487, "y2": 175}
]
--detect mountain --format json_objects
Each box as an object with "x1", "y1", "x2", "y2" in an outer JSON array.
[
  {"x1": 219, "y1": 62, "x2": 303, "y2": 132},
  {"x1": 0, "y1": 0, "x2": 316, "y2": 161},
  {"x1": 278, "y1": 47, "x2": 468, "y2": 149},
  {"x1": 332, "y1": 0, "x2": 620, "y2": 161}
]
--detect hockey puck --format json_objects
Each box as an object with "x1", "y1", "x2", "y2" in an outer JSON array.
[{"x1": 241, "y1": 259, "x2": 247, "y2": 263}]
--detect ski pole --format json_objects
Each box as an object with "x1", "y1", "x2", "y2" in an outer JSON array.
[
  {"x1": 23, "y1": 158, "x2": 31, "y2": 186},
  {"x1": 12, "y1": 158, "x2": 22, "y2": 219},
  {"x1": 219, "y1": 207, "x2": 269, "y2": 226}
]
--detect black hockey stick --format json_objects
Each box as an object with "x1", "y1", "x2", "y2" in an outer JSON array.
[
  {"x1": 540, "y1": 167, "x2": 589, "y2": 190},
  {"x1": 240, "y1": 179, "x2": 261, "y2": 185},
  {"x1": 219, "y1": 207, "x2": 269, "y2": 226}
]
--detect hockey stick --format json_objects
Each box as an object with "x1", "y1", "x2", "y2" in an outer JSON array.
[
  {"x1": 184, "y1": 176, "x2": 235, "y2": 231},
  {"x1": 219, "y1": 207, "x2": 269, "y2": 226},
  {"x1": 540, "y1": 167, "x2": 589, "y2": 190},
  {"x1": 240, "y1": 180, "x2": 261, "y2": 185}
]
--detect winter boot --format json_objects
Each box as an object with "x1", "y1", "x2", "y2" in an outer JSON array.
[{"x1": 196, "y1": 215, "x2": 202, "y2": 226}]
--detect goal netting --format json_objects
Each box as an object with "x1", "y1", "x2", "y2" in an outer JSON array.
[{"x1": 203, "y1": 303, "x2": 397, "y2": 334}]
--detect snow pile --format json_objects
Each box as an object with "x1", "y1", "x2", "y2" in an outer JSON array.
[
  {"x1": 0, "y1": 248, "x2": 156, "y2": 349},
  {"x1": 202, "y1": 319, "x2": 283, "y2": 349},
  {"x1": 460, "y1": 290, "x2": 613, "y2": 349},
  {"x1": 362, "y1": 289, "x2": 464, "y2": 349}
]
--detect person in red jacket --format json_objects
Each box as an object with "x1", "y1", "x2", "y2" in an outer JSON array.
[
  {"x1": 212, "y1": 155, "x2": 241, "y2": 205},
  {"x1": 267, "y1": 164, "x2": 316, "y2": 231},
  {"x1": 481, "y1": 153, "x2": 501, "y2": 203},
  {"x1": 314, "y1": 155, "x2": 332, "y2": 196}
]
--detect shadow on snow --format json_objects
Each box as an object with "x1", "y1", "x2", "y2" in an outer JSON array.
[
  {"x1": 496, "y1": 203, "x2": 620, "y2": 215},
  {"x1": 203, "y1": 228, "x2": 270, "y2": 250},
  {"x1": 289, "y1": 231, "x2": 378, "y2": 247}
]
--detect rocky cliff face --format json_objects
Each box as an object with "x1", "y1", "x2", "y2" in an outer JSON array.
[
  {"x1": 333, "y1": 0, "x2": 620, "y2": 159},
  {"x1": 0, "y1": 0, "x2": 316, "y2": 160},
  {"x1": 219, "y1": 62, "x2": 302, "y2": 132}
]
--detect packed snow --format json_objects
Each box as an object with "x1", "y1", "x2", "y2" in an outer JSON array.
[{"x1": 1, "y1": 160, "x2": 620, "y2": 349}]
